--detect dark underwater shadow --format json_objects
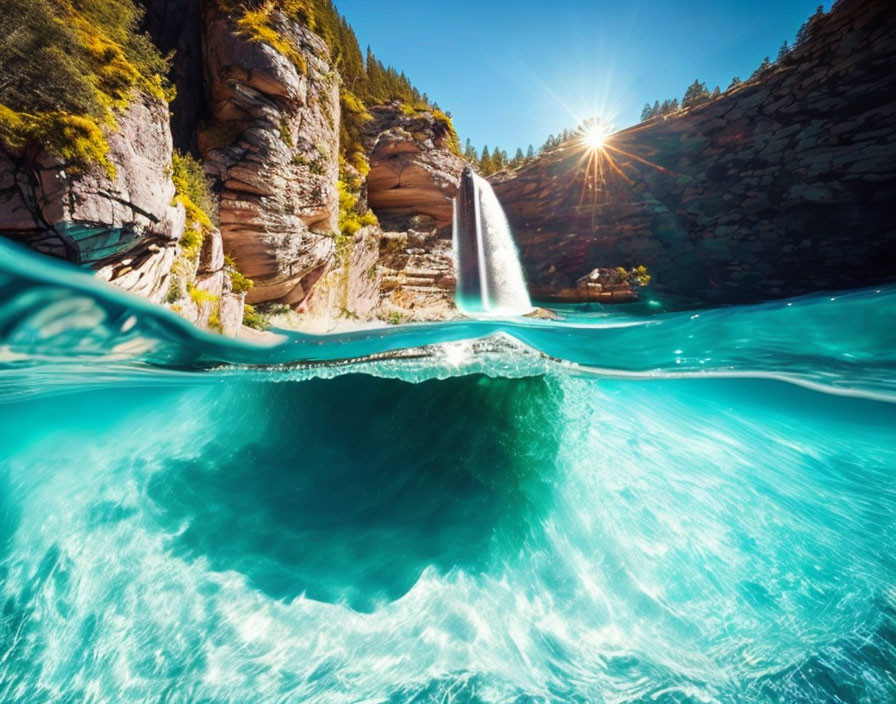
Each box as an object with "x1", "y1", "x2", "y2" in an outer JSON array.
[{"x1": 147, "y1": 374, "x2": 561, "y2": 611}]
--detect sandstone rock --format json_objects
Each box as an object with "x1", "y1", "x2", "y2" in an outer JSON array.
[
  {"x1": 200, "y1": 4, "x2": 340, "y2": 307},
  {"x1": 0, "y1": 94, "x2": 185, "y2": 304},
  {"x1": 364, "y1": 103, "x2": 466, "y2": 229},
  {"x1": 377, "y1": 225, "x2": 460, "y2": 323},
  {"x1": 297, "y1": 226, "x2": 382, "y2": 332}
]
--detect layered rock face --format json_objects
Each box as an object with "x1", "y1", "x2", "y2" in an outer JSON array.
[
  {"x1": 377, "y1": 225, "x2": 459, "y2": 323},
  {"x1": 0, "y1": 95, "x2": 186, "y2": 303},
  {"x1": 297, "y1": 226, "x2": 382, "y2": 332},
  {"x1": 494, "y1": 0, "x2": 896, "y2": 305},
  {"x1": 335, "y1": 104, "x2": 464, "y2": 323},
  {"x1": 200, "y1": 4, "x2": 340, "y2": 306},
  {"x1": 364, "y1": 104, "x2": 466, "y2": 229}
]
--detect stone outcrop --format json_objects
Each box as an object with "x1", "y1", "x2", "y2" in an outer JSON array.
[
  {"x1": 199, "y1": 3, "x2": 340, "y2": 307},
  {"x1": 350, "y1": 103, "x2": 463, "y2": 321},
  {"x1": 535, "y1": 268, "x2": 643, "y2": 304},
  {"x1": 0, "y1": 94, "x2": 186, "y2": 305},
  {"x1": 364, "y1": 103, "x2": 466, "y2": 229},
  {"x1": 162, "y1": 221, "x2": 247, "y2": 336},
  {"x1": 377, "y1": 224, "x2": 459, "y2": 323},
  {"x1": 294, "y1": 221, "x2": 459, "y2": 331},
  {"x1": 494, "y1": 0, "x2": 896, "y2": 305},
  {"x1": 296, "y1": 226, "x2": 382, "y2": 332}
]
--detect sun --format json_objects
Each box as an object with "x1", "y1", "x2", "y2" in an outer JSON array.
[{"x1": 580, "y1": 121, "x2": 609, "y2": 151}]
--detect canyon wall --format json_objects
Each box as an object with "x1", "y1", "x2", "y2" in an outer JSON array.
[
  {"x1": 3, "y1": 0, "x2": 892, "y2": 332},
  {"x1": 0, "y1": 94, "x2": 186, "y2": 303},
  {"x1": 200, "y1": 2, "x2": 340, "y2": 307},
  {"x1": 0, "y1": 0, "x2": 465, "y2": 333},
  {"x1": 494, "y1": 0, "x2": 896, "y2": 305}
]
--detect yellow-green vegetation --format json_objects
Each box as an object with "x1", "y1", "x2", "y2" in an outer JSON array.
[
  {"x1": 171, "y1": 152, "x2": 216, "y2": 268},
  {"x1": 242, "y1": 302, "x2": 291, "y2": 330},
  {"x1": 187, "y1": 283, "x2": 224, "y2": 333},
  {"x1": 232, "y1": 3, "x2": 308, "y2": 74},
  {"x1": 214, "y1": 1, "x2": 448, "y2": 173},
  {"x1": 172, "y1": 151, "x2": 217, "y2": 230},
  {"x1": 242, "y1": 304, "x2": 269, "y2": 330},
  {"x1": 616, "y1": 265, "x2": 652, "y2": 287},
  {"x1": 339, "y1": 89, "x2": 372, "y2": 174},
  {"x1": 431, "y1": 110, "x2": 462, "y2": 156},
  {"x1": 188, "y1": 284, "x2": 219, "y2": 306},
  {"x1": 225, "y1": 255, "x2": 255, "y2": 295},
  {"x1": 167, "y1": 152, "x2": 215, "y2": 304},
  {"x1": 384, "y1": 311, "x2": 408, "y2": 326},
  {"x1": 337, "y1": 176, "x2": 377, "y2": 239},
  {"x1": 0, "y1": 0, "x2": 172, "y2": 174}
]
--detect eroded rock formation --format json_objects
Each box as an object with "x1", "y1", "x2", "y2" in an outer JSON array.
[
  {"x1": 364, "y1": 104, "x2": 466, "y2": 229},
  {"x1": 200, "y1": 3, "x2": 340, "y2": 306},
  {"x1": 0, "y1": 94, "x2": 186, "y2": 304},
  {"x1": 494, "y1": 0, "x2": 896, "y2": 305}
]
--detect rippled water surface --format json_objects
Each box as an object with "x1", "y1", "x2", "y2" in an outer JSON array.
[{"x1": 0, "y1": 240, "x2": 894, "y2": 703}]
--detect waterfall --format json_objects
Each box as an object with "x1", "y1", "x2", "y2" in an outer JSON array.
[{"x1": 453, "y1": 169, "x2": 534, "y2": 316}]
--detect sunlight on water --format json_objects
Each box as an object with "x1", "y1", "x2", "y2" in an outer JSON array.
[{"x1": 0, "y1": 239, "x2": 894, "y2": 702}]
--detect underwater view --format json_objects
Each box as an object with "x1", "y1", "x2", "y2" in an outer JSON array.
[{"x1": 1, "y1": 239, "x2": 895, "y2": 702}]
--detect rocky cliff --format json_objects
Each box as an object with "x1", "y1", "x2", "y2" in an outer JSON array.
[
  {"x1": 494, "y1": 0, "x2": 896, "y2": 305},
  {"x1": 200, "y1": 2, "x2": 340, "y2": 307},
  {"x1": 0, "y1": 0, "x2": 465, "y2": 334},
  {"x1": 0, "y1": 94, "x2": 186, "y2": 303},
  {"x1": 363, "y1": 104, "x2": 466, "y2": 229},
  {"x1": 3, "y1": 0, "x2": 893, "y2": 331}
]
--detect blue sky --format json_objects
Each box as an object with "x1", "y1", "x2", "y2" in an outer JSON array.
[{"x1": 336, "y1": 0, "x2": 830, "y2": 154}]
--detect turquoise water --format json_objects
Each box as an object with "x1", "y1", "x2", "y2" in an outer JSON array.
[{"x1": 0, "y1": 238, "x2": 894, "y2": 703}]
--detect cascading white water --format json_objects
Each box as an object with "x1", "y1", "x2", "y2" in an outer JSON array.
[{"x1": 453, "y1": 173, "x2": 534, "y2": 316}]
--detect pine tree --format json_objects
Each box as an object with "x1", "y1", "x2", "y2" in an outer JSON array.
[
  {"x1": 682, "y1": 79, "x2": 711, "y2": 108},
  {"x1": 479, "y1": 145, "x2": 492, "y2": 175},
  {"x1": 711, "y1": 85, "x2": 721, "y2": 98},
  {"x1": 796, "y1": 5, "x2": 825, "y2": 46},
  {"x1": 777, "y1": 41, "x2": 790, "y2": 62},
  {"x1": 464, "y1": 139, "x2": 478, "y2": 165},
  {"x1": 641, "y1": 103, "x2": 652, "y2": 121},
  {"x1": 728, "y1": 76, "x2": 742, "y2": 90},
  {"x1": 526, "y1": 145, "x2": 535, "y2": 160},
  {"x1": 512, "y1": 147, "x2": 524, "y2": 168},
  {"x1": 491, "y1": 146, "x2": 503, "y2": 172},
  {"x1": 751, "y1": 56, "x2": 772, "y2": 79}
]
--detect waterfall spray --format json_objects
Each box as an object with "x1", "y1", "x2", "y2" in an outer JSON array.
[{"x1": 453, "y1": 167, "x2": 533, "y2": 316}]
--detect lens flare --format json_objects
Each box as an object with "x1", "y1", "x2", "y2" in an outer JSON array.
[
  {"x1": 581, "y1": 122, "x2": 609, "y2": 151},
  {"x1": 579, "y1": 118, "x2": 611, "y2": 152}
]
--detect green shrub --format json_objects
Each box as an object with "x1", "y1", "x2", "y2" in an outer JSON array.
[
  {"x1": 224, "y1": 255, "x2": 255, "y2": 294},
  {"x1": 188, "y1": 285, "x2": 220, "y2": 307},
  {"x1": 172, "y1": 151, "x2": 217, "y2": 223},
  {"x1": 242, "y1": 304, "x2": 269, "y2": 331},
  {"x1": 207, "y1": 312, "x2": 224, "y2": 333},
  {"x1": 337, "y1": 177, "x2": 378, "y2": 240}
]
